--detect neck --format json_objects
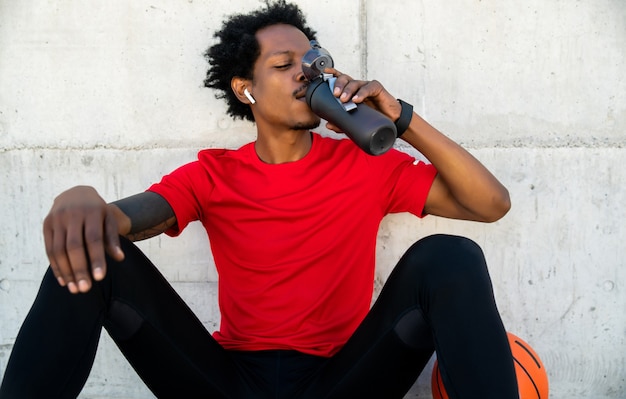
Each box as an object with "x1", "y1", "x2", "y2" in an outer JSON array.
[{"x1": 254, "y1": 129, "x2": 312, "y2": 164}]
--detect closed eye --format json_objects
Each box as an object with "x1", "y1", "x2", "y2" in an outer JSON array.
[{"x1": 275, "y1": 63, "x2": 292, "y2": 70}]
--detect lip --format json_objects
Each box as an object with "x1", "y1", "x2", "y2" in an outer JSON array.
[
  {"x1": 295, "y1": 91, "x2": 308, "y2": 104},
  {"x1": 294, "y1": 84, "x2": 309, "y2": 100}
]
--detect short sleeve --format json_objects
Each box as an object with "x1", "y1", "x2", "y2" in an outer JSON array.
[
  {"x1": 370, "y1": 150, "x2": 437, "y2": 217},
  {"x1": 147, "y1": 161, "x2": 214, "y2": 236}
]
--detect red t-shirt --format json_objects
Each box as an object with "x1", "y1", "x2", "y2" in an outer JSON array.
[{"x1": 148, "y1": 133, "x2": 437, "y2": 357}]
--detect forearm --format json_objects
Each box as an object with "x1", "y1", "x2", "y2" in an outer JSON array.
[
  {"x1": 322, "y1": 72, "x2": 510, "y2": 221},
  {"x1": 400, "y1": 112, "x2": 510, "y2": 221},
  {"x1": 111, "y1": 192, "x2": 176, "y2": 241}
]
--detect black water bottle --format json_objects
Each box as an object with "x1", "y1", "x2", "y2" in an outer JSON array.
[
  {"x1": 305, "y1": 78, "x2": 396, "y2": 155},
  {"x1": 302, "y1": 41, "x2": 396, "y2": 156}
]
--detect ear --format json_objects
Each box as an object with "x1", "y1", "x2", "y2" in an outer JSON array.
[{"x1": 231, "y1": 77, "x2": 254, "y2": 105}]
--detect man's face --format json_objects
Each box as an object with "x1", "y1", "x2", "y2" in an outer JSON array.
[{"x1": 249, "y1": 24, "x2": 321, "y2": 131}]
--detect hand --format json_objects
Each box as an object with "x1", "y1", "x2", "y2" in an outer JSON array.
[
  {"x1": 43, "y1": 186, "x2": 125, "y2": 293},
  {"x1": 323, "y1": 67, "x2": 403, "y2": 132}
]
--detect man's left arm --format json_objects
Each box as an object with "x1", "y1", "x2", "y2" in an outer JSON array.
[
  {"x1": 326, "y1": 68, "x2": 511, "y2": 223},
  {"x1": 398, "y1": 112, "x2": 511, "y2": 222}
]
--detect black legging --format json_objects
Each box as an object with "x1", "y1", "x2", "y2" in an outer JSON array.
[{"x1": 0, "y1": 234, "x2": 519, "y2": 399}]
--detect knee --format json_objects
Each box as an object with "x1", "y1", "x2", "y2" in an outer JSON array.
[
  {"x1": 404, "y1": 234, "x2": 485, "y2": 267},
  {"x1": 401, "y1": 234, "x2": 491, "y2": 294}
]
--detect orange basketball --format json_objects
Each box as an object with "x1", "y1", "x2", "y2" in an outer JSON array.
[{"x1": 431, "y1": 332, "x2": 549, "y2": 398}]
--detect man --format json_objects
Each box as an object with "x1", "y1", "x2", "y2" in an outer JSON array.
[{"x1": 0, "y1": 1, "x2": 519, "y2": 398}]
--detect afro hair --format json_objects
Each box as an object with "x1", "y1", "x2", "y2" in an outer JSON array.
[{"x1": 204, "y1": 0, "x2": 317, "y2": 122}]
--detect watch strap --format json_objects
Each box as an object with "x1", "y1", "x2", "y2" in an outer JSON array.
[{"x1": 395, "y1": 99, "x2": 413, "y2": 138}]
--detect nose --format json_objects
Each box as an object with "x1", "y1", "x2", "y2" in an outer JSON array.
[{"x1": 295, "y1": 70, "x2": 307, "y2": 82}]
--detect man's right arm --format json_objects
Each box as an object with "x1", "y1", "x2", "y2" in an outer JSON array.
[
  {"x1": 43, "y1": 186, "x2": 175, "y2": 294},
  {"x1": 112, "y1": 191, "x2": 176, "y2": 242}
]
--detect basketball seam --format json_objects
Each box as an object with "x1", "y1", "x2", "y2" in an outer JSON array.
[
  {"x1": 514, "y1": 340, "x2": 542, "y2": 369},
  {"x1": 513, "y1": 356, "x2": 542, "y2": 399}
]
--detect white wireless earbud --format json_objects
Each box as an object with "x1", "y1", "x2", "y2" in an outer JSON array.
[{"x1": 244, "y1": 88, "x2": 256, "y2": 104}]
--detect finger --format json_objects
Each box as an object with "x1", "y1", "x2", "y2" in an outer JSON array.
[
  {"x1": 330, "y1": 75, "x2": 368, "y2": 104},
  {"x1": 50, "y1": 215, "x2": 79, "y2": 294},
  {"x1": 324, "y1": 121, "x2": 343, "y2": 134},
  {"x1": 83, "y1": 209, "x2": 108, "y2": 283},
  {"x1": 324, "y1": 68, "x2": 354, "y2": 97},
  {"x1": 104, "y1": 209, "x2": 124, "y2": 264},
  {"x1": 324, "y1": 69, "x2": 370, "y2": 104},
  {"x1": 43, "y1": 215, "x2": 65, "y2": 287},
  {"x1": 65, "y1": 212, "x2": 92, "y2": 293},
  {"x1": 337, "y1": 80, "x2": 368, "y2": 103},
  {"x1": 323, "y1": 67, "x2": 344, "y2": 77}
]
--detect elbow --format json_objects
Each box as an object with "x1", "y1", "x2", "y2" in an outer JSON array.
[{"x1": 484, "y1": 188, "x2": 511, "y2": 223}]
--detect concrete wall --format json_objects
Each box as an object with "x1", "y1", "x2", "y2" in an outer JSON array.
[{"x1": 0, "y1": 0, "x2": 624, "y2": 397}]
